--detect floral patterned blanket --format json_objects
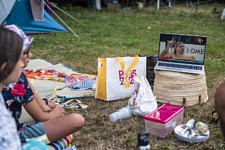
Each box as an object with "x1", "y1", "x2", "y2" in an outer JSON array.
[{"x1": 25, "y1": 59, "x2": 96, "y2": 99}]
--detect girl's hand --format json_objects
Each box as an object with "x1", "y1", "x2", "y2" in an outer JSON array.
[
  {"x1": 49, "y1": 106, "x2": 65, "y2": 119},
  {"x1": 47, "y1": 101, "x2": 57, "y2": 109},
  {"x1": 41, "y1": 105, "x2": 52, "y2": 113},
  {"x1": 167, "y1": 41, "x2": 175, "y2": 47}
]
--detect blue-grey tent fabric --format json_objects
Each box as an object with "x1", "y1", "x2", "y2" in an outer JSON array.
[
  {"x1": 1, "y1": 0, "x2": 67, "y2": 34},
  {"x1": 0, "y1": 0, "x2": 16, "y2": 24}
]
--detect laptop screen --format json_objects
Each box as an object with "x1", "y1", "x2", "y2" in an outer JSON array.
[{"x1": 158, "y1": 33, "x2": 207, "y2": 65}]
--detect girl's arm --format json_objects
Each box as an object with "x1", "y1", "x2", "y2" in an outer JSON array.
[
  {"x1": 26, "y1": 74, "x2": 57, "y2": 112},
  {"x1": 159, "y1": 41, "x2": 175, "y2": 59},
  {"x1": 23, "y1": 99, "x2": 64, "y2": 122}
]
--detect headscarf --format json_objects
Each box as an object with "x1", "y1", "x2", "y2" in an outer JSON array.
[{"x1": 4, "y1": 25, "x2": 33, "y2": 51}]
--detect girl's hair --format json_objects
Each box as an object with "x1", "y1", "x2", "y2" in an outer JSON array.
[{"x1": 0, "y1": 26, "x2": 23, "y2": 82}]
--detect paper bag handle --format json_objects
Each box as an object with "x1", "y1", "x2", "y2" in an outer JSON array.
[{"x1": 116, "y1": 55, "x2": 139, "y2": 74}]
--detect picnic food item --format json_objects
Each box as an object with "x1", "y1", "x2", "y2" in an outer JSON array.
[{"x1": 195, "y1": 121, "x2": 208, "y2": 134}]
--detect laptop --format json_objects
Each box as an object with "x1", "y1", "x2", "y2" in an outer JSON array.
[{"x1": 154, "y1": 33, "x2": 207, "y2": 74}]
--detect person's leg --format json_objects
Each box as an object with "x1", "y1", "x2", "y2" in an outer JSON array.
[
  {"x1": 44, "y1": 113, "x2": 85, "y2": 142},
  {"x1": 215, "y1": 81, "x2": 225, "y2": 138}
]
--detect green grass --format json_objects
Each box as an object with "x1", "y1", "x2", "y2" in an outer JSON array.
[{"x1": 30, "y1": 3, "x2": 225, "y2": 149}]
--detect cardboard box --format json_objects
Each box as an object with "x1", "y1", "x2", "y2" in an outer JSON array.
[{"x1": 144, "y1": 104, "x2": 184, "y2": 138}]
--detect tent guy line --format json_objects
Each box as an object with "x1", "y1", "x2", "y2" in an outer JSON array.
[{"x1": 44, "y1": 1, "x2": 80, "y2": 39}]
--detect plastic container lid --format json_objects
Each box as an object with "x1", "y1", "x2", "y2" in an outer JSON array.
[{"x1": 144, "y1": 104, "x2": 184, "y2": 124}]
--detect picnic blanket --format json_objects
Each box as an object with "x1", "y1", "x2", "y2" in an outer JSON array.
[{"x1": 25, "y1": 59, "x2": 96, "y2": 99}]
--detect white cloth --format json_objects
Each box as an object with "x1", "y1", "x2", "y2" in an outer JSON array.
[
  {"x1": 0, "y1": 93, "x2": 21, "y2": 150},
  {"x1": 30, "y1": 0, "x2": 44, "y2": 21},
  {"x1": 128, "y1": 76, "x2": 157, "y2": 116}
]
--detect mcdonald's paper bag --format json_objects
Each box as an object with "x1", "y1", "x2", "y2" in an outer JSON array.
[{"x1": 95, "y1": 56, "x2": 146, "y2": 101}]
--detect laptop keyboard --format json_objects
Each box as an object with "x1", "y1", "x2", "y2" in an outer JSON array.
[{"x1": 158, "y1": 62, "x2": 202, "y2": 70}]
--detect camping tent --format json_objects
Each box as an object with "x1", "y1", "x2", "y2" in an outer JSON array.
[{"x1": 0, "y1": 0, "x2": 67, "y2": 34}]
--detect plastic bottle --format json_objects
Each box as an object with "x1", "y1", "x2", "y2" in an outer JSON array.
[
  {"x1": 137, "y1": 131, "x2": 150, "y2": 150},
  {"x1": 109, "y1": 106, "x2": 132, "y2": 122}
]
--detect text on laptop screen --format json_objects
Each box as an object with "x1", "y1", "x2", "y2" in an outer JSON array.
[{"x1": 158, "y1": 33, "x2": 207, "y2": 65}]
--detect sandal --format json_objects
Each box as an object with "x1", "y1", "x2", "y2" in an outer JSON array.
[
  {"x1": 61, "y1": 99, "x2": 88, "y2": 109},
  {"x1": 43, "y1": 95, "x2": 63, "y2": 108}
]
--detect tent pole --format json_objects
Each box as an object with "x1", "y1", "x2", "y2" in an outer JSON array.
[{"x1": 44, "y1": 1, "x2": 80, "y2": 39}]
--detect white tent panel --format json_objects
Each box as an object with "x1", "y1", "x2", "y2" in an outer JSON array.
[{"x1": 0, "y1": 0, "x2": 16, "y2": 24}]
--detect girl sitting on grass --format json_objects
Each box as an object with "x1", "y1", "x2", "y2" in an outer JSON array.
[
  {"x1": 0, "y1": 26, "x2": 24, "y2": 150},
  {"x1": 2, "y1": 25, "x2": 85, "y2": 145}
]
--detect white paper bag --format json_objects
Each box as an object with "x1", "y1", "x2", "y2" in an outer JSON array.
[
  {"x1": 128, "y1": 76, "x2": 158, "y2": 116},
  {"x1": 95, "y1": 56, "x2": 146, "y2": 101}
]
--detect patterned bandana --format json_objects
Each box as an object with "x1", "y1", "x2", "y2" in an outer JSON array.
[{"x1": 4, "y1": 25, "x2": 33, "y2": 51}]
